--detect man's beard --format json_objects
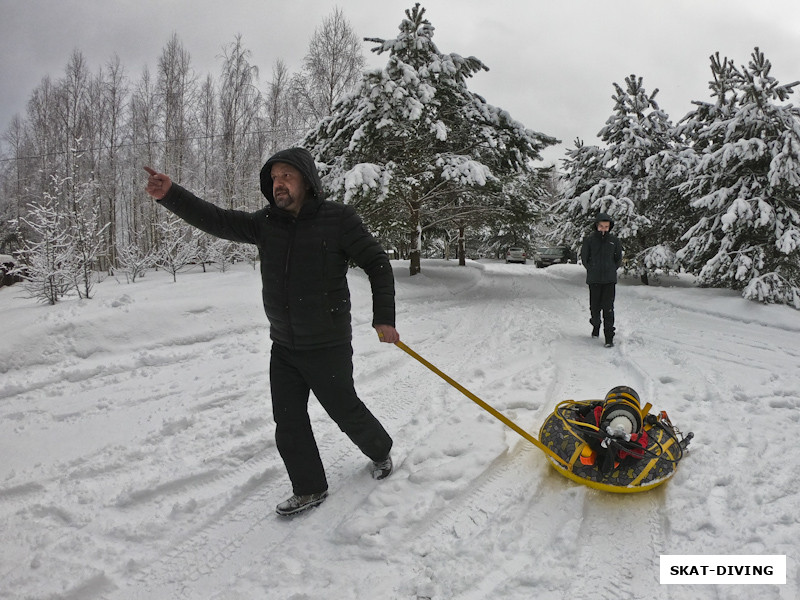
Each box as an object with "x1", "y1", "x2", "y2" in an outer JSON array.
[{"x1": 275, "y1": 190, "x2": 295, "y2": 209}]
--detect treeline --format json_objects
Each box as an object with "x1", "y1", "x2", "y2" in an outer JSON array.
[
  {"x1": 0, "y1": 10, "x2": 367, "y2": 302},
  {"x1": 2, "y1": 3, "x2": 799, "y2": 308},
  {"x1": 557, "y1": 48, "x2": 800, "y2": 307},
  {"x1": 0, "y1": 5, "x2": 560, "y2": 303}
]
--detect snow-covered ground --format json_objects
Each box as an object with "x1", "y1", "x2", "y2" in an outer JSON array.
[{"x1": 1, "y1": 259, "x2": 797, "y2": 599}]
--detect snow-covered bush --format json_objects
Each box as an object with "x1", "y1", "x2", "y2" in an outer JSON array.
[
  {"x1": 16, "y1": 196, "x2": 76, "y2": 304},
  {"x1": 155, "y1": 216, "x2": 199, "y2": 282},
  {"x1": 117, "y1": 241, "x2": 156, "y2": 283}
]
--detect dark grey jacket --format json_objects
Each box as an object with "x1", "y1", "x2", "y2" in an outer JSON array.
[
  {"x1": 580, "y1": 212, "x2": 623, "y2": 284},
  {"x1": 157, "y1": 148, "x2": 395, "y2": 350}
]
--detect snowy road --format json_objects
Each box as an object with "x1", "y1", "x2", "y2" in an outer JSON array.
[{"x1": 1, "y1": 260, "x2": 797, "y2": 599}]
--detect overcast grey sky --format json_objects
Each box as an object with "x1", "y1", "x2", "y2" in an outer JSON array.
[{"x1": 2, "y1": 0, "x2": 799, "y2": 165}]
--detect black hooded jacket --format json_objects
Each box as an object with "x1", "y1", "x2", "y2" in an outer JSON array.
[
  {"x1": 157, "y1": 147, "x2": 395, "y2": 350},
  {"x1": 580, "y1": 212, "x2": 623, "y2": 284}
]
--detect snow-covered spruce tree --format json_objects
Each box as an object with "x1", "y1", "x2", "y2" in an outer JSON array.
[
  {"x1": 558, "y1": 139, "x2": 605, "y2": 195},
  {"x1": 424, "y1": 169, "x2": 547, "y2": 266},
  {"x1": 554, "y1": 75, "x2": 679, "y2": 281},
  {"x1": 553, "y1": 138, "x2": 607, "y2": 234},
  {"x1": 676, "y1": 49, "x2": 800, "y2": 308},
  {"x1": 303, "y1": 3, "x2": 557, "y2": 275},
  {"x1": 478, "y1": 169, "x2": 557, "y2": 257}
]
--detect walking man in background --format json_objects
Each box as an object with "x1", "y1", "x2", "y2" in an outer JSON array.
[
  {"x1": 580, "y1": 212, "x2": 623, "y2": 348},
  {"x1": 144, "y1": 147, "x2": 398, "y2": 516}
]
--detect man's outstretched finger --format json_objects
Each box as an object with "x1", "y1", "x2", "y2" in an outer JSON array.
[{"x1": 143, "y1": 167, "x2": 172, "y2": 200}]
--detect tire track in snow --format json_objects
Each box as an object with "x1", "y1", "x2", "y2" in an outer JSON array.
[
  {"x1": 109, "y1": 443, "x2": 360, "y2": 599},
  {"x1": 105, "y1": 354, "x2": 414, "y2": 600},
  {"x1": 499, "y1": 267, "x2": 679, "y2": 599},
  {"x1": 402, "y1": 442, "x2": 585, "y2": 599},
  {"x1": 0, "y1": 397, "x2": 283, "y2": 599},
  {"x1": 560, "y1": 489, "x2": 670, "y2": 600},
  {"x1": 347, "y1": 264, "x2": 579, "y2": 598},
  {"x1": 378, "y1": 268, "x2": 589, "y2": 595},
  {"x1": 107, "y1": 316, "x2": 433, "y2": 599},
  {"x1": 405, "y1": 442, "x2": 539, "y2": 541},
  {"x1": 0, "y1": 324, "x2": 261, "y2": 403}
]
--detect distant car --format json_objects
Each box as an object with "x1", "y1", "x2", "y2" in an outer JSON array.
[
  {"x1": 1, "y1": 254, "x2": 24, "y2": 287},
  {"x1": 505, "y1": 247, "x2": 527, "y2": 264},
  {"x1": 532, "y1": 246, "x2": 575, "y2": 268}
]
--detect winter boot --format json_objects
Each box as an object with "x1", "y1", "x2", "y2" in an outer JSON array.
[
  {"x1": 371, "y1": 455, "x2": 393, "y2": 480},
  {"x1": 590, "y1": 317, "x2": 600, "y2": 339},
  {"x1": 275, "y1": 491, "x2": 328, "y2": 517}
]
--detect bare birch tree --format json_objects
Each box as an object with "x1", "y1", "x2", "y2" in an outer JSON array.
[
  {"x1": 293, "y1": 7, "x2": 365, "y2": 125},
  {"x1": 94, "y1": 55, "x2": 128, "y2": 270},
  {"x1": 0, "y1": 9, "x2": 379, "y2": 293},
  {"x1": 218, "y1": 34, "x2": 262, "y2": 209},
  {"x1": 128, "y1": 67, "x2": 161, "y2": 255},
  {"x1": 266, "y1": 58, "x2": 304, "y2": 154},
  {"x1": 157, "y1": 34, "x2": 195, "y2": 182},
  {"x1": 197, "y1": 74, "x2": 219, "y2": 194}
]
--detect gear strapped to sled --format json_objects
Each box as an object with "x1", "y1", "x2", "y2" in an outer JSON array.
[
  {"x1": 395, "y1": 342, "x2": 692, "y2": 493},
  {"x1": 538, "y1": 398, "x2": 692, "y2": 493}
]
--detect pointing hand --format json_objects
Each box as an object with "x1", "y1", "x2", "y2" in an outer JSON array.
[{"x1": 144, "y1": 166, "x2": 172, "y2": 200}]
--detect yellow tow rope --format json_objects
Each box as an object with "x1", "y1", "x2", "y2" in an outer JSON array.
[{"x1": 394, "y1": 341, "x2": 569, "y2": 467}]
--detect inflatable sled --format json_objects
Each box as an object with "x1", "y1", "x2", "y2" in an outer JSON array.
[
  {"x1": 539, "y1": 387, "x2": 692, "y2": 494},
  {"x1": 394, "y1": 343, "x2": 692, "y2": 494}
]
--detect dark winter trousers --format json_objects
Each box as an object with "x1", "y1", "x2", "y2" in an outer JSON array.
[
  {"x1": 588, "y1": 283, "x2": 616, "y2": 341},
  {"x1": 269, "y1": 342, "x2": 393, "y2": 496}
]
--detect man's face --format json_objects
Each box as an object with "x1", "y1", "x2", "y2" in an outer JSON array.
[
  {"x1": 597, "y1": 221, "x2": 611, "y2": 233},
  {"x1": 271, "y1": 162, "x2": 308, "y2": 216}
]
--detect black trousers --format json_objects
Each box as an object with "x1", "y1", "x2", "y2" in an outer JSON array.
[
  {"x1": 269, "y1": 342, "x2": 393, "y2": 495},
  {"x1": 588, "y1": 283, "x2": 616, "y2": 339}
]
